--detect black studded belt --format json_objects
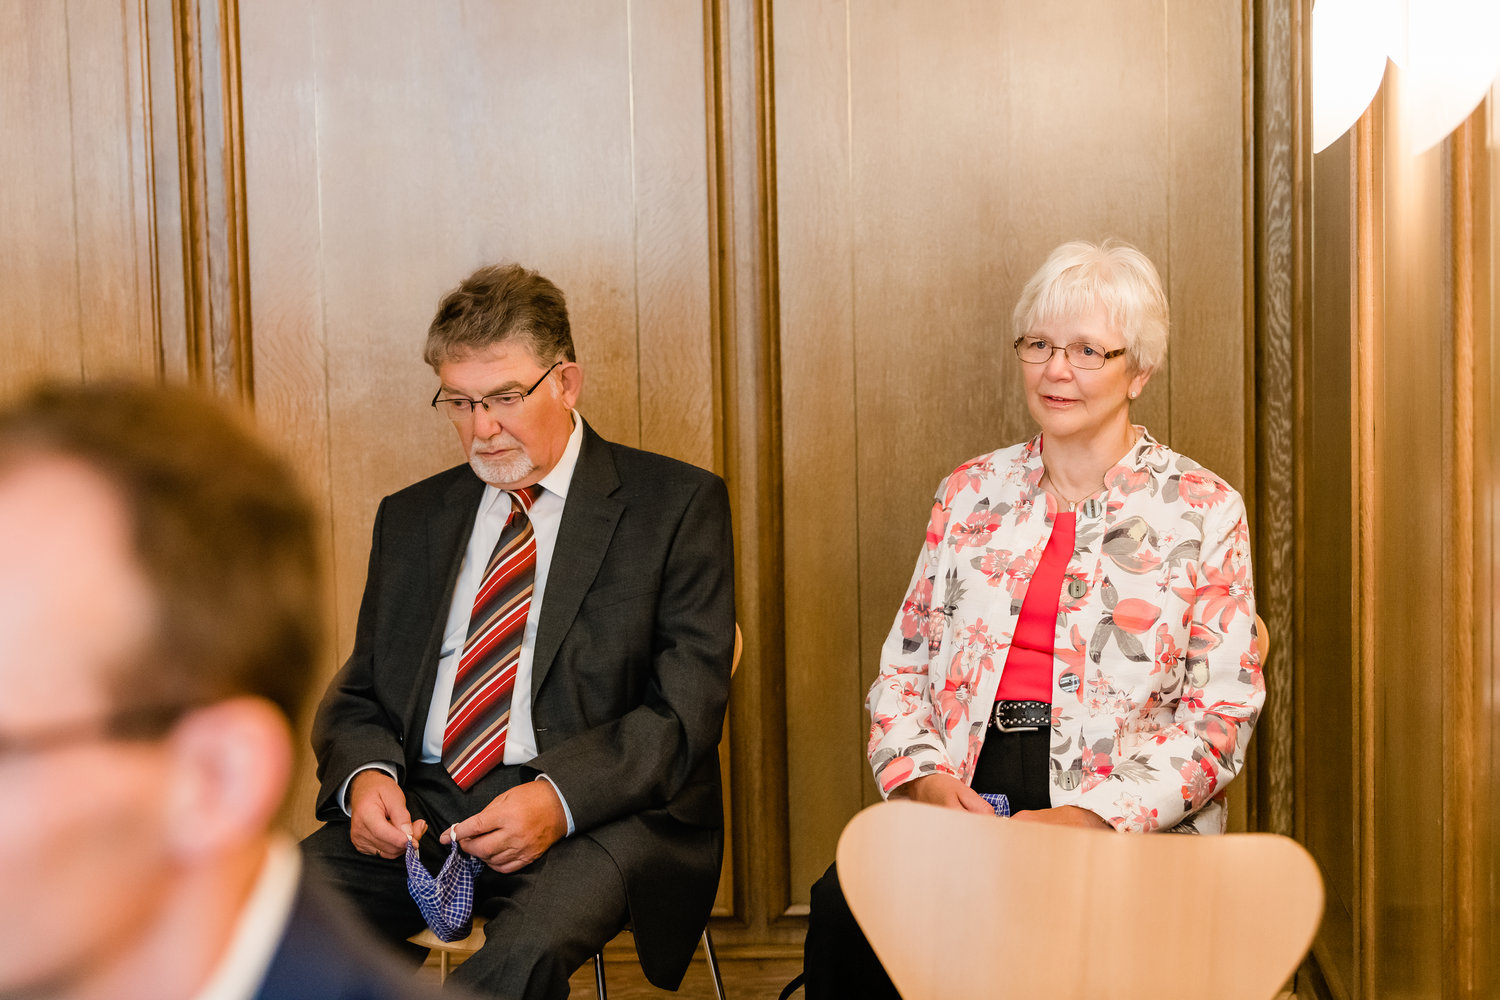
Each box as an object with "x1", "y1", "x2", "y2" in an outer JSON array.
[{"x1": 991, "y1": 700, "x2": 1051, "y2": 732}]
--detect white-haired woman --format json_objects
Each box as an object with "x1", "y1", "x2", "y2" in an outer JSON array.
[{"x1": 800, "y1": 239, "x2": 1264, "y2": 998}]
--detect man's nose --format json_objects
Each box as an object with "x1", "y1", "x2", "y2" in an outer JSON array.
[{"x1": 472, "y1": 403, "x2": 505, "y2": 438}]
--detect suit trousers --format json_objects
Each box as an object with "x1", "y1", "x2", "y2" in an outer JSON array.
[
  {"x1": 301, "y1": 761, "x2": 629, "y2": 1000},
  {"x1": 802, "y1": 727, "x2": 1051, "y2": 1000}
]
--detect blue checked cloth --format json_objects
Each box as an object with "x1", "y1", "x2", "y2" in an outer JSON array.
[
  {"x1": 405, "y1": 835, "x2": 485, "y2": 942},
  {"x1": 979, "y1": 792, "x2": 1011, "y2": 817}
]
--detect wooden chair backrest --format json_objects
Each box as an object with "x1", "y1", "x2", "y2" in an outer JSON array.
[{"x1": 837, "y1": 802, "x2": 1322, "y2": 1000}]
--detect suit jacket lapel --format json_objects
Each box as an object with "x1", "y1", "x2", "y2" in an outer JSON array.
[
  {"x1": 532, "y1": 422, "x2": 622, "y2": 695},
  {"x1": 403, "y1": 469, "x2": 486, "y2": 735}
]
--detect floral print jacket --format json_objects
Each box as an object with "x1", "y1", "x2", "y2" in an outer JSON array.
[{"x1": 866, "y1": 428, "x2": 1262, "y2": 834}]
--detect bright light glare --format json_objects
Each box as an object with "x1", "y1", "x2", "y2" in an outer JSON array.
[{"x1": 1313, "y1": 0, "x2": 1389, "y2": 153}]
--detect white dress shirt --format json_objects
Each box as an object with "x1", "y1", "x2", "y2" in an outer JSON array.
[
  {"x1": 341, "y1": 413, "x2": 584, "y2": 831},
  {"x1": 192, "y1": 837, "x2": 301, "y2": 1000}
]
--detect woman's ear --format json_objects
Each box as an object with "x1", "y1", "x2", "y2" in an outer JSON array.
[
  {"x1": 162, "y1": 698, "x2": 292, "y2": 860},
  {"x1": 1128, "y1": 366, "x2": 1154, "y2": 400}
]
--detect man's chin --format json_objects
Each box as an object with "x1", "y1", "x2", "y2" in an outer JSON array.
[{"x1": 468, "y1": 454, "x2": 536, "y2": 488}]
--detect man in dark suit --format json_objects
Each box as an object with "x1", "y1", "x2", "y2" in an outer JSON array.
[
  {"x1": 0, "y1": 381, "x2": 451, "y2": 1000},
  {"x1": 301, "y1": 263, "x2": 735, "y2": 1000}
]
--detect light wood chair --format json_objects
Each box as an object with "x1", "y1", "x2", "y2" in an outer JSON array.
[
  {"x1": 836, "y1": 801, "x2": 1322, "y2": 1000},
  {"x1": 414, "y1": 623, "x2": 743, "y2": 1000}
]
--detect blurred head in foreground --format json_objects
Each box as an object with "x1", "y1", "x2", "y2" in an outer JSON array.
[{"x1": 0, "y1": 379, "x2": 320, "y2": 1000}]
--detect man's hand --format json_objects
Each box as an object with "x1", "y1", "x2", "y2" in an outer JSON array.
[
  {"x1": 1010, "y1": 805, "x2": 1112, "y2": 830},
  {"x1": 887, "y1": 773, "x2": 993, "y2": 815},
  {"x1": 443, "y1": 780, "x2": 568, "y2": 873},
  {"x1": 348, "y1": 769, "x2": 427, "y2": 858}
]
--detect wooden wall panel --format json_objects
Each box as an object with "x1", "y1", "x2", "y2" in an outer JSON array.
[
  {"x1": 776, "y1": 0, "x2": 1248, "y2": 908},
  {"x1": 1303, "y1": 127, "x2": 1358, "y2": 999},
  {"x1": 775, "y1": 0, "x2": 863, "y2": 915},
  {"x1": 1370, "y1": 67, "x2": 1446, "y2": 998},
  {"x1": 0, "y1": 0, "x2": 158, "y2": 398}
]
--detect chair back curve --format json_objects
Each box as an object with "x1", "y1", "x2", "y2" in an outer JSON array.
[{"x1": 836, "y1": 802, "x2": 1323, "y2": 1000}]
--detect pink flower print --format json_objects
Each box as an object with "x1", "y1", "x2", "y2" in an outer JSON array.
[
  {"x1": 1056, "y1": 625, "x2": 1087, "y2": 702},
  {"x1": 1114, "y1": 799, "x2": 1161, "y2": 833},
  {"x1": 1172, "y1": 563, "x2": 1203, "y2": 626},
  {"x1": 937, "y1": 669, "x2": 979, "y2": 736},
  {"x1": 1179, "y1": 470, "x2": 1229, "y2": 508},
  {"x1": 1179, "y1": 756, "x2": 1219, "y2": 808},
  {"x1": 1200, "y1": 561, "x2": 1252, "y2": 631},
  {"x1": 950, "y1": 510, "x2": 1002, "y2": 549},
  {"x1": 1106, "y1": 465, "x2": 1152, "y2": 496},
  {"x1": 1240, "y1": 650, "x2": 1265, "y2": 696},
  {"x1": 879, "y1": 755, "x2": 916, "y2": 793},
  {"x1": 1110, "y1": 597, "x2": 1161, "y2": 635},
  {"x1": 925, "y1": 501, "x2": 949, "y2": 548},
  {"x1": 899, "y1": 575, "x2": 934, "y2": 652},
  {"x1": 945, "y1": 459, "x2": 994, "y2": 505},
  {"x1": 1080, "y1": 741, "x2": 1114, "y2": 791},
  {"x1": 1196, "y1": 709, "x2": 1241, "y2": 762},
  {"x1": 1003, "y1": 544, "x2": 1045, "y2": 597},
  {"x1": 976, "y1": 549, "x2": 1014, "y2": 588},
  {"x1": 1152, "y1": 623, "x2": 1183, "y2": 677},
  {"x1": 964, "y1": 618, "x2": 995, "y2": 650}
]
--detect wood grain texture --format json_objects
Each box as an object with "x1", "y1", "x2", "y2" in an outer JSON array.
[
  {"x1": 772, "y1": 0, "x2": 864, "y2": 910},
  {"x1": 1373, "y1": 66, "x2": 1445, "y2": 999},
  {"x1": 0, "y1": 0, "x2": 160, "y2": 398},
  {"x1": 1302, "y1": 126, "x2": 1357, "y2": 1000},
  {"x1": 1447, "y1": 115, "x2": 1477, "y2": 1000},
  {"x1": 1355, "y1": 104, "x2": 1378, "y2": 1000},
  {"x1": 1251, "y1": 0, "x2": 1297, "y2": 844},
  {"x1": 708, "y1": 0, "x2": 804, "y2": 941}
]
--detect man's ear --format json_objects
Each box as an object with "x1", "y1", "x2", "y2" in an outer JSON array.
[
  {"x1": 162, "y1": 698, "x2": 292, "y2": 860},
  {"x1": 556, "y1": 361, "x2": 584, "y2": 409}
]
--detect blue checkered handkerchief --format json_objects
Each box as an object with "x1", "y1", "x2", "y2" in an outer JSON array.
[
  {"x1": 979, "y1": 792, "x2": 1011, "y2": 817},
  {"x1": 405, "y1": 833, "x2": 485, "y2": 942}
]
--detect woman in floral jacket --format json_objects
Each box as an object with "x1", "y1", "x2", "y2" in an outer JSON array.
[{"x1": 802, "y1": 239, "x2": 1263, "y2": 999}]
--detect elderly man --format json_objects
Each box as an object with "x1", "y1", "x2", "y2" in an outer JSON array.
[
  {"x1": 0, "y1": 382, "x2": 448, "y2": 1000},
  {"x1": 301, "y1": 263, "x2": 735, "y2": 999}
]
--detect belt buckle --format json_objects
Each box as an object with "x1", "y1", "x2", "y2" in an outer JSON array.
[{"x1": 992, "y1": 701, "x2": 1045, "y2": 733}]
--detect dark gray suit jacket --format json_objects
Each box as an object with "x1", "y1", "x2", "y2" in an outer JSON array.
[{"x1": 311, "y1": 421, "x2": 734, "y2": 987}]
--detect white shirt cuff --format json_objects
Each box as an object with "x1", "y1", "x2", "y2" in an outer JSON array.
[{"x1": 536, "y1": 774, "x2": 575, "y2": 835}]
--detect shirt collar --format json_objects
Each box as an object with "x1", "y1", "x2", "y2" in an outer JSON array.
[
  {"x1": 192, "y1": 836, "x2": 301, "y2": 1000},
  {"x1": 479, "y1": 409, "x2": 585, "y2": 515}
]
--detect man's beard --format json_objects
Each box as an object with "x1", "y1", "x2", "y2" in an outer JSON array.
[{"x1": 467, "y1": 433, "x2": 537, "y2": 486}]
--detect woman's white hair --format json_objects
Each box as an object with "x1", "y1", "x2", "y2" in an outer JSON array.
[{"x1": 1011, "y1": 238, "x2": 1169, "y2": 373}]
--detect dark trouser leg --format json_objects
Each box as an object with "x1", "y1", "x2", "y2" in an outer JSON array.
[
  {"x1": 300, "y1": 821, "x2": 432, "y2": 964},
  {"x1": 801, "y1": 727, "x2": 1051, "y2": 996},
  {"x1": 804, "y1": 861, "x2": 901, "y2": 1000},
  {"x1": 447, "y1": 834, "x2": 628, "y2": 1000}
]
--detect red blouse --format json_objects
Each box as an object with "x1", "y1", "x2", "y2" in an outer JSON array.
[{"x1": 994, "y1": 511, "x2": 1075, "y2": 704}]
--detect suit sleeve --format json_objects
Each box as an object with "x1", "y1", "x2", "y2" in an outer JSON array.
[
  {"x1": 310, "y1": 497, "x2": 408, "y2": 820},
  {"x1": 528, "y1": 474, "x2": 735, "y2": 833},
  {"x1": 865, "y1": 480, "x2": 960, "y2": 797},
  {"x1": 1071, "y1": 492, "x2": 1264, "y2": 832}
]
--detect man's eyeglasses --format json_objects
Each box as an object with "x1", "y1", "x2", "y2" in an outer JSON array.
[
  {"x1": 1013, "y1": 337, "x2": 1127, "y2": 371},
  {"x1": 0, "y1": 702, "x2": 192, "y2": 761},
  {"x1": 431, "y1": 361, "x2": 562, "y2": 418}
]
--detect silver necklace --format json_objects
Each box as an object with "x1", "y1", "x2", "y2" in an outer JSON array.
[{"x1": 1041, "y1": 467, "x2": 1103, "y2": 512}]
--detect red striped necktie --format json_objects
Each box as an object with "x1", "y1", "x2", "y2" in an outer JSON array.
[{"x1": 442, "y1": 484, "x2": 543, "y2": 790}]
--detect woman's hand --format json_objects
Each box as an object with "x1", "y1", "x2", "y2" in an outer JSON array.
[
  {"x1": 888, "y1": 773, "x2": 993, "y2": 814},
  {"x1": 1010, "y1": 805, "x2": 1112, "y2": 830}
]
